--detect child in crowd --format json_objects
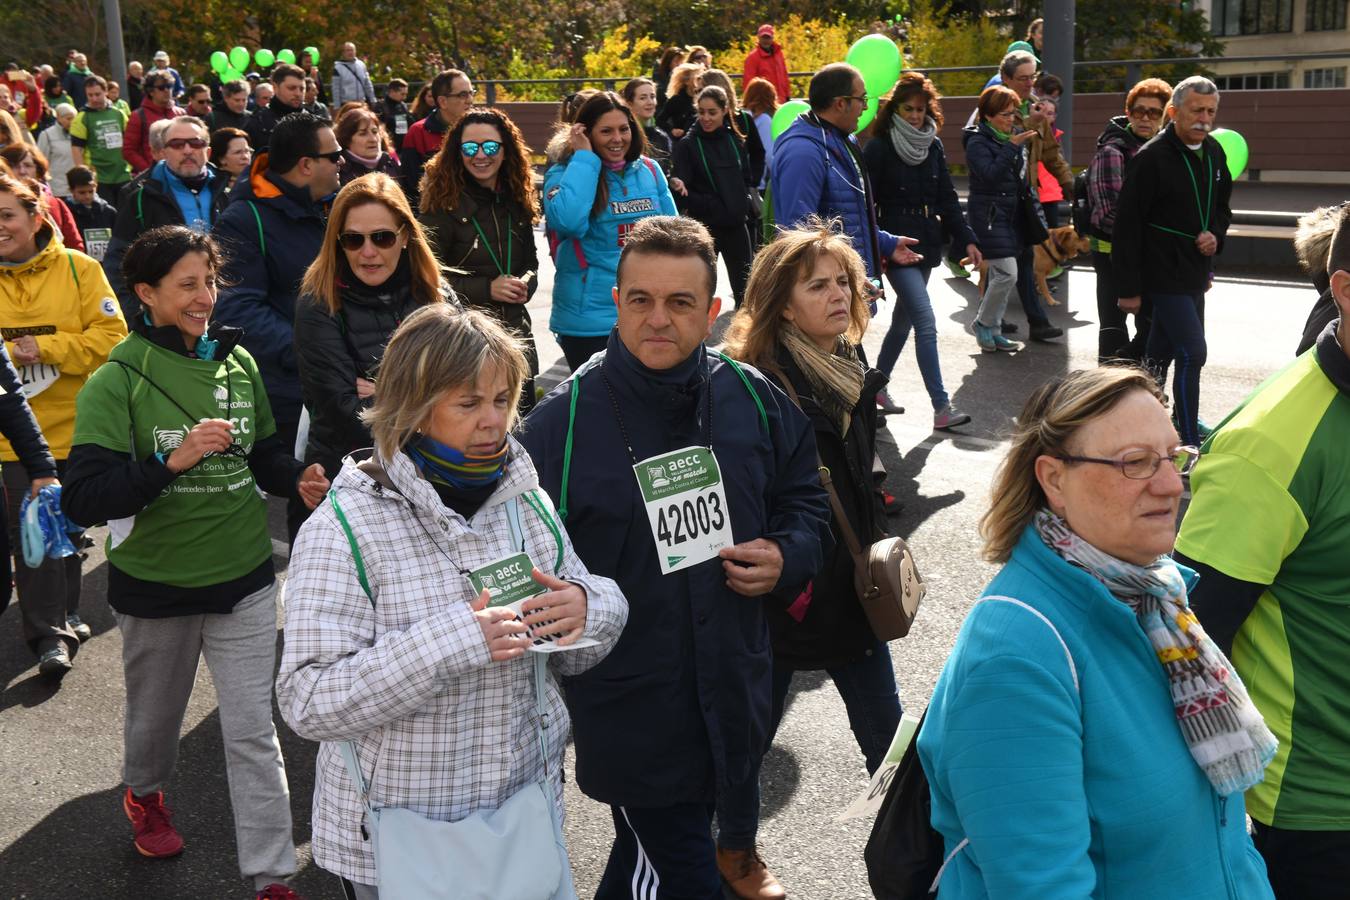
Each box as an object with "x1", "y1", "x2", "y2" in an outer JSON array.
[{"x1": 65, "y1": 166, "x2": 117, "y2": 261}]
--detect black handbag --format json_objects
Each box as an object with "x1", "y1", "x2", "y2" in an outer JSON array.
[{"x1": 864, "y1": 709, "x2": 945, "y2": 900}]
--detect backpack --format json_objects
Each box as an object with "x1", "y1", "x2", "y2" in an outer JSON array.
[{"x1": 1071, "y1": 168, "x2": 1092, "y2": 237}]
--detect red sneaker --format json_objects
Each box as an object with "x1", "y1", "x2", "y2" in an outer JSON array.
[
  {"x1": 256, "y1": 885, "x2": 304, "y2": 900},
  {"x1": 123, "y1": 788, "x2": 184, "y2": 858}
]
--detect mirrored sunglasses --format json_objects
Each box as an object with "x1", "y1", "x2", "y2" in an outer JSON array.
[{"x1": 460, "y1": 140, "x2": 502, "y2": 158}]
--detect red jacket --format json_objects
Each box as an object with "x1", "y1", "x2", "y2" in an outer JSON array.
[
  {"x1": 743, "y1": 44, "x2": 791, "y2": 103},
  {"x1": 122, "y1": 100, "x2": 185, "y2": 174},
  {"x1": 2, "y1": 74, "x2": 44, "y2": 132},
  {"x1": 43, "y1": 190, "x2": 84, "y2": 253}
]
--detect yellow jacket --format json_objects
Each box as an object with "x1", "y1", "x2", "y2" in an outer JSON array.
[{"x1": 0, "y1": 234, "x2": 127, "y2": 461}]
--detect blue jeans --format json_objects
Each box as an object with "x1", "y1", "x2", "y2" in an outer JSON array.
[
  {"x1": 1146, "y1": 291, "x2": 1207, "y2": 445},
  {"x1": 716, "y1": 637, "x2": 902, "y2": 848},
  {"x1": 880, "y1": 265, "x2": 949, "y2": 412}
]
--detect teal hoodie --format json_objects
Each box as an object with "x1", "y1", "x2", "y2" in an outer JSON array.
[{"x1": 918, "y1": 525, "x2": 1274, "y2": 899}]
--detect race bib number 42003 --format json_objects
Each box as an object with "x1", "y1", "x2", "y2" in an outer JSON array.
[{"x1": 634, "y1": 446, "x2": 733, "y2": 575}]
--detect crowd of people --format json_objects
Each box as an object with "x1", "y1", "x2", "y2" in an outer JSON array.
[{"x1": 0, "y1": 24, "x2": 1345, "y2": 900}]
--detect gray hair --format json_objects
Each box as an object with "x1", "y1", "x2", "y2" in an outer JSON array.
[
  {"x1": 1000, "y1": 50, "x2": 1037, "y2": 80},
  {"x1": 1172, "y1": 76, "x2": 1218, "y2": 108},
  {"x1": 149, "y1": 116, "x2": 206, "y2": 152},
  {"x1": 55, "y1": 103, "x2": 77, "y2": 118}
]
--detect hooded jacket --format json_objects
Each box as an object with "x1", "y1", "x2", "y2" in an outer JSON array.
[
  {"x1": 0, "y1": 232, "x2": 127, "y2": 461},
  {"x1": 211, "y1": 152, "x2": 328, "y2": 428},
  {"x1": 1086, "y1": 115, "x2": 1147, "y2": 241},
  {"x1": 519, "y1": 334, "x2": 830, "y2": 807},
  {"x1": 276, "y1": 442, "x2": 628, "y2": 885},
  {"x1": 672, "y1": 123, "x2": 753, "y2": 230},
  {"x1": 743, "y1": 43, "x2": 791, "y2": 103},
  {"x1": 122, "y1": 98, "x2": 185, "y2": 174},
  {"x1": 103, "y1": 162, "x2": 230, "y2": 317},
  {"x1": 541, "y1": 148, "x2": 678, "y2": 337},
  {"x1": 1112, "y1": 123, "x2": 1233, "y2": 298},
  {"x1": 772, "y1": 112, "x2": 899, "y2": 281},
  {"x1": 244, "y1": 96, "x2": 305, "y2": 153},
  {"x1": 863, "y1": 125, "x2": 977, "y2": 265},
  {"x1": 962, "y1": 122, "x2": 1027, "y2": 260}
]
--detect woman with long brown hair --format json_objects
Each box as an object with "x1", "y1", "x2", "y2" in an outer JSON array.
[
  {"x1": 419, "y1": 107, "x2": 542, "y2": 412},
  {"x1": 719, "y1": 218, "x2": 898, "y2": 897},
  {"x1": 293, "y1": 172, "x2": 457, "y2": 522}
]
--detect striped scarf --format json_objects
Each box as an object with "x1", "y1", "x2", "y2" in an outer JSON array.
[
  {"x1": 1034, "y1": 509, "x2": 1277, "y2": 796},
  {"x1": 405, "y1": 433, "x2": 509, "y2": 489}
]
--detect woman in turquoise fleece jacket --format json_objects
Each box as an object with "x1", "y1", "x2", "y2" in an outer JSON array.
[{"x1": 918, "y1": 367, "x2": 1275, "y2": 899}]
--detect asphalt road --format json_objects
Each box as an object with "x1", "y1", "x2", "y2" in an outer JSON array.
[{"x1": 0, "y1": 230, "x2": 1315, "y2": 900}]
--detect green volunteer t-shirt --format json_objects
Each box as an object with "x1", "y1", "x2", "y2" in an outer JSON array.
[
  {"x1": 1175, "y1": 347, "x2": 1350, "y2": 829},
  {"x1": 72, "y1": 333, "x2": 277, "y2": 588},
  {"x1": 69, "y1": 106, "x2": 131, "y2": 185}
]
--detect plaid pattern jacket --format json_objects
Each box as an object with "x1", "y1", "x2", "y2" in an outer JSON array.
[{"x1": 276, "y1": 439, "x2": 628, "y2": 885}]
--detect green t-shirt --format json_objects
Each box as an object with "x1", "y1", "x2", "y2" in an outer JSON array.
[
  {"x1": 1175, "y1": 347, "x2": 1350, "y2": 829},
  {"x1": 73, "y1": 334, "x2": 277, "y2": 588},
  {"x1": 69, "y1": 106, "x2": 131, "y2": 185}
]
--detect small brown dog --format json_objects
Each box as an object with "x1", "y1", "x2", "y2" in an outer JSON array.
[{"x1": 963, "y1": 225, "x2": 1092, "y2": 306}]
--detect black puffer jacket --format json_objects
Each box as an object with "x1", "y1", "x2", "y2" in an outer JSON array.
[
  {"x1": 863, "y1": 127, "x2": 976, "y2": 264},
  {"x1": 963, "y1": 122, "x2": 1027, "y2": 260},
  {"x1": 657, "y1": 91, "x2": 696, "y2": 137},
  {"x1": 245, "y1": 97, "x2": 305, "y2": 152},
  {"x1": 762, "y1": 346, "x2": 888, "y2": 669},
  {"x1": 293, "y1": 260, "x2": 458, "y2": 475},
  {"x1": 644, "y1": 124, "x2": 674, "y2": 176},
  {"x1": 673, "y1": 124, "x2": 752, "y2": 229}
]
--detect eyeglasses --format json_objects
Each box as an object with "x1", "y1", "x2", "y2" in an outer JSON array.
[
  {"x1": 837, "y1": 94, "x2": 868, "y2": 105},
  {"x1": 164, "y1": 138, "x2": 207, "y2": 150},
  {"x1": 460, "y1": 140, "x2": 501, "y2": 158},
  {"x1": 1129, "y1": 106, "x2": 1165, "y2": 120},
  {"x1": 338, "y1": 227, "x2": 405, "y2": 251},
  {"x1": 1056, "y1": 446, "x2": 1201, "y2": 480},
  {"x1": 308, "y1": 149, "x2": 346, "y2": 164},
  {"x1": 442, "y1": 89, "x2": 475, "y2": 102},
  {"x1": 991, "y1": 109, "x2": 1017, "y2": 119}
]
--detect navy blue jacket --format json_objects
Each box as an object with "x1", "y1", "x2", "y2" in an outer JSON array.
[
  {"x1": 519, "y1": 334, "x2": 830, "y2": 807},
  {"x1": 862, "y1": 130, "x2": 977, "y2": 265},
  {"x1": 962, "y1": 123, "x2": 1027, "y2": 260},
  {"x1": 211, "y1": 154, "x2": 327, "y2": 428}
]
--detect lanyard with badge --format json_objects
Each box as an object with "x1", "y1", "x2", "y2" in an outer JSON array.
[
  {"x1": 1149, "y1": 147, "x2": 1213, "y2": 241},
  {"x1": 600, "y1": 362, "x2": 734, "y2": 575},
  {"x1": 469, "y1": 210, "x2": 512, "y2": 277}
]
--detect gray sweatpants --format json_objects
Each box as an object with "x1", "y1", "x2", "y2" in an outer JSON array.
[
  {"x1": 976, "y1": 257, "x2": 1019, "y2": 329},
  {"x1": 115, "y1": 581, "x2": 297, "y2": 890}
]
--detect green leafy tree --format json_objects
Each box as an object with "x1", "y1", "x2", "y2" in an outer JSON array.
[{"x1": 902, "y1": 0, "x2": 1008, "y2": 96}]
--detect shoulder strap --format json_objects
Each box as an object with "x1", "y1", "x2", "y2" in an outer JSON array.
[
  {"x1": 329, "y1": 488, "x2": 373, "y2": 601},
  {"x1": 246, "y1": 201, "x2": 266, "y2": 257},
  {"x1": 712, "y1": 351, "x2": 768, "y2": 433},
  {"x1": 64, "y1": 249, "x2": 79, "y2": 288},
  {"x1": 973, "y1": 594, "x2": 1080, "y2": 694}
]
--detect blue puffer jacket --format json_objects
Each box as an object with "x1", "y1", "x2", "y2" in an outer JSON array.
[
  {"x1": 918, "y1": 525, "x2": 1275, "y2": 900},
  {"x1": 771, "y1": 112, "x2": 899, "y2": 280},
  {"x1": 211, "y1": 153, "x2": 328, "y2": 429},
  {"x1": 542, "y1": 149, "x2": 678, "y2": 338},
  {"x1": 518, "y1": 333, "x2": 830, "y2": 808},
  {"x1": 962, "y1": 122, "x2": 1026, "y2": 260}
]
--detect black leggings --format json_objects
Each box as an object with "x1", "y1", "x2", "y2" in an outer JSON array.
[
  {"x1": 711, "y1": 223, "x2": 753, "y2": 308},
  {"x1": 557, "y1": 334, "x2": 610, "y2": 372},
  {"x1": 1093, "y1": 250, "x2": 1154, "y2": 365}
]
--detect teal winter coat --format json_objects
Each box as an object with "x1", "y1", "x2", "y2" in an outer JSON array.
[{"x1": 917, "y1": 525, "x2": 1274, "y2": 900}]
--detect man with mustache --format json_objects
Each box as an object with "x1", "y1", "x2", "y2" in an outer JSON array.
[{"x1": 1112, "y1": 76, "x2": 1232, "y2": 448}]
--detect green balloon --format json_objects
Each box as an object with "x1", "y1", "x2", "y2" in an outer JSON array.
[
  {"x1": 276, "y1": 49, "x2": 296, "y2": 65},
  {"x1": 770, "y1": 100, "x2": 810, "y2": 140},
  {"x1": 303, "y1": 46, "x2": 320, "y2": 65},
  {"x1": 210, "y1": 51, "x2": 229, "y2": 74},
  {"x1": 229, "y1": 46, "x2": 249, "y2": 72},
  {"x1": 255, "y1": 48, "x2": 275, "y2": 68},
  {"x1": 1211, "y1": 128, "x2": 1249, "y2": 180},
  {"x1": 222, "y1": 67, "x2": 243, "y2": 84},
  {"x1": 856, "y1": 97, "x2": 880, "y2": 134},
  {"x1": 846, "y1": 34, "x2": 902, "y2": 98}
]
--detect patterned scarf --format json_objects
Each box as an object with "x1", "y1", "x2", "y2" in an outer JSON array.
[
  {"x1": 779, "y1": 324, "x2": 864, "y2": 434},
  {"x1": 1034, "y1": 509, "x2": 1278, "y2": 796},
  {"x1": 888, "y1": 113, "x2": 936, "y2": 166},
  {"x1": 405, "y1": 433, "x2": 509, "y2": 489}
]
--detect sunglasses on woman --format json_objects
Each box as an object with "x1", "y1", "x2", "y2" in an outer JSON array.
[
  {"x1": 460, "y1": 140, "x2": 502, "y2": 158},
  {"x1": 338, "y1": 227, "x2": 405, "y2": 251}
]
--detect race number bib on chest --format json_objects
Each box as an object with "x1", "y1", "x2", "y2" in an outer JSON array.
[
  {"x1": 634, "y1": 446, "x2": 732, "y2": 575},
  {"x1": 467, "y1": 552, "x2": 545, "y2": 614},
  {"x1": 17, "y1": 363, "x2": 60, "y2": 398},
  {"x1": 394, "y1": 114, "x2": 408, "y2": 135},
  {"x1": 83, "y1": 227, "x2": 112, "y2": 261},
  {"x1": 97, "y1": 120, "x2": 123, "y2": 149}
]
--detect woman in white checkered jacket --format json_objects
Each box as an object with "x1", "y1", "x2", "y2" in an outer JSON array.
[{"x1": 276, "y1": 304, "x2": 628, "y2": 897}]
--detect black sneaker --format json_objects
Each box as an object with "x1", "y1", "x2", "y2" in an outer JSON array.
[
  {"x1": 1029, "y1": 323, "x2": 1064, "y2": 342},
  {"x1": 67, "y1": 615, "x2": 92, "y2": 642},
  {"x1": 1000, "y1": 321, "x2": 1019, "y2": 335},
  {"x1": 38, "y1": 646, "x2": 72, "y2": 679}
]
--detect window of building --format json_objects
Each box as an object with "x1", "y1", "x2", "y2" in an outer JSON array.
[
  {"x1": 1304, "y1": 67, "x2": 1348, "y2": 88},
  {"x1": 1211, "y1": 0, "x2": 1295, "y2": 35},
  {"x1": 1213, "y1": 72, "x2": 1291, "y2": 90},
  {"x1": 1306, "y1": 0, "x2": 1347, "y2": 31}
]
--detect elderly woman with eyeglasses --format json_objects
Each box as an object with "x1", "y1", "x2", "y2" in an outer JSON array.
[{"x1": 916, "y1": 366, "x2": 1276, "y2": 899}]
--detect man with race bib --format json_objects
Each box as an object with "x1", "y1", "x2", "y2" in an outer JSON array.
[{"x1": 521, "y1": 216, "x2": 829, "y2": 898}]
